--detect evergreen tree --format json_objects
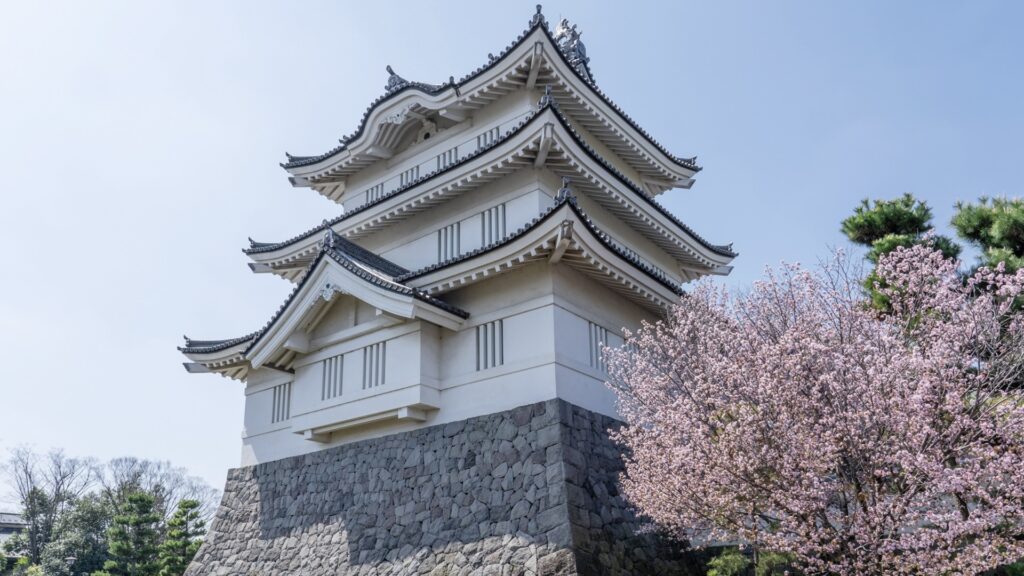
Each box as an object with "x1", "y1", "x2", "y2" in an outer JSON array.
[
  {"x1": 951, "y1": 196, "x2": 1024, "y2": 274},
  {"x1": 40, "y1": 494, "x2": 114, "y2": 576},
  {"x1": 156, "y1": 500, "x2": 205, "y2": 576},
  {"x1": 94, "y1": 492, "x2": 160, "y2": 576},
  {"x1": 841, "y1": 193, "x2": 960, "y2": 308}
]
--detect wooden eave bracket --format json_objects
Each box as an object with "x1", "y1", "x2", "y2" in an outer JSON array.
[
  {"x1": 526, "y1": 42, "x2": 544, "y2": 90},
  {"x1": 534, "y1": 124, "x2": 554, "y2": 168},
  {"x1": 549, "y1": 219, "x2": 574, "y2": 264}
]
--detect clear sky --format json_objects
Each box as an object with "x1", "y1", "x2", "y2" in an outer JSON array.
[{"x1": 1, "y1": 1, "x2": 1021, "y2": 506}]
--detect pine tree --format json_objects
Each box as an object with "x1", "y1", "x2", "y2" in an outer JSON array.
[
  {"x1": 952, "y1": 196, "x2": 1024, "y2": 274},
  {"x1": 94, "y1": 492, "x2": 160, "y2": 576},
  {"x1": 841, "y1": 193, "x2": 960, "y2": 309},
  {"x1": 156, "y1": 500, "x2": 205, "y2": 576}
]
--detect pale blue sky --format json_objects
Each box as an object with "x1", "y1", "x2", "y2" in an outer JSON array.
[{"x1": 1, "y1": 1, "x2": 1021, "y2": 503}]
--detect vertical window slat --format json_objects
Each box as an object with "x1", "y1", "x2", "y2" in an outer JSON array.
[
  {"x1": 476, "y1": 319, "x2": 505, "y2": 371},
  {"x1": 271, "y1": 382, "x2": 292, "y2": 423}
]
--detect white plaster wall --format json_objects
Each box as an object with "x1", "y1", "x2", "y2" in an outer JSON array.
[
  {"x1": 370, "y1": 170, "x2": 547, "y2": 271},
  {"x1": 338, "y1": 89, "x2": 536, "y2": 212},
  {"x1": 236, "y1": 259, "x2": 668, "y2": 467}
]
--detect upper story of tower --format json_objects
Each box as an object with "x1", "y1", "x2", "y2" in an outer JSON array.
[
  {"x1": 244, "y1": 7, "x2": 735, "y2": 292},
  {"x1": 281, "y1": 8, "x2": 702, "y2": 203}
]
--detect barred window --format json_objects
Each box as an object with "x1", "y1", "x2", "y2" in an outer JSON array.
[
  {"x1": 271, "y1": 382, "x2": 292, "y2": 423},
  {"x1": 476, "y1": 319, "x2": 504, "y2": 371},
  {"x1": 588, "y1": 322, "x2": 610, "y2": 373},
  {"x1": 436, "y1": 146, "x2": 458, "y2": 170},
  {"x1": 476, "y1": 127, "x2": 499, "y2": 148},
  {"x1": 362, "y1": 342, "x2": 386, "y2": 389},
  {"x1": 321, "y1": 354, "x2": 344, "y2": 400},
  {"x1": 399, "y1": 166, "x2": 420, "y2": 186},
  {"x1": 481, "y1": 203, "x2": 506, "y2": 246},
  {"x1": 437, "y1": 222, "x2": 461, "y2": 262}
]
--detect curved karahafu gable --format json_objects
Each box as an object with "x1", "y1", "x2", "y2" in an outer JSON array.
[{"x1": 281, "y1": 6, "x2": 701, "y2": 194}]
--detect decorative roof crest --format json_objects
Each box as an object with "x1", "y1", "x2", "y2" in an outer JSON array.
[
  {"x1": 385, "y1": 65, "x2": 408, "y2": 93},
  {"x1": 553, "y1": 18, "x2": 592, "y2": 83},
  {"x1": 530, "y1": 5, "x2": 546, "y2": 28},
  {"x1": 538, "y1": 84, "x2": 557, "y2": 108},
  {"x1": 556, "y1": 176, "x2": 576, "y2": 202},
  {"x1": 321, "y1": 221, "x2": 338, "y2": 251}
]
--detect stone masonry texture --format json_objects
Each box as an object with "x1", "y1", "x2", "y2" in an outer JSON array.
[{"x1": 186, "y1": 400, "x2": 701, "y2": 575}]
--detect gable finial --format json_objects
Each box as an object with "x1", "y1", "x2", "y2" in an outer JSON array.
[
  {"x1": 322, "y1": 220, "x2": 337, "y2": 251},
  {"x1": 530, "y1": 5, "x2": 546, "y2": 28},
  {"x1": 556, "y1": 176, "x2": 576, "y2": 202},
  {"x1": 538, "y1": 84, "x2": 556, "y2": 108}
]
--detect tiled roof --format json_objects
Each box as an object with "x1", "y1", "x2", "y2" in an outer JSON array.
[
  {"x1": 247, "y1": 107, "x2": 549, "y2": 256},
  {"x1": 281, "y1": 8, "x2": 700, "y2": 173},
  {"x1": 0, "y1": 512, "x2": 25, "y2": 526},
  {"x1": 545, "y1": 107, "x2": 736, "y2": 258},
  {"x1": 397, "y1": 194, "x2": 687, "y2": 296},
  {"x1": 252, "y1": 103, "x2": 735, "y2": 261},
  {"x1": 181, "y1": 239, "x2": 466, "y2": 359},
  {"x1": 179, "y1": 333, "x2": 258, "y2": 355}
]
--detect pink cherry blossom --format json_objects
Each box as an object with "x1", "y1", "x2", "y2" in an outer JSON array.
[{"x1": 607, "y1": 245, "x2": 1024, "y2": 575}]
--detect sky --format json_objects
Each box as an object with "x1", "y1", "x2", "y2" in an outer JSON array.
[{"x1": 0, "y1": 1, "x2": 1022, "y2": 508}]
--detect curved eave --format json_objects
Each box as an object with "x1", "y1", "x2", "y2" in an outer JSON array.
[
  {"x1": 248, "y1": 107, "x2": 734, "y2": 281},
  {"x1": 400, "y1": 198, "x2": 685, "y2": 313},
  {"x1": 246, "y1": 108, "x2": 554, "y2": 279},
  {"x1": 243, "y1": 250, "x2": 467, "y2": 369},
  {"x1": 282, "y1": 22, "x2": 700, "y2": 188},
  {"x1": 179, "y1": 339, "x2": 251, "y2": 382},
  {"x1": 541, "y1": 108, "x2": 736, "y2": 268}
]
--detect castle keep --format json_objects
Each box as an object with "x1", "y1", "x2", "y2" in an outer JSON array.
[{"x1": 179, "y1": 7, "x2": 734, "y2": 574}]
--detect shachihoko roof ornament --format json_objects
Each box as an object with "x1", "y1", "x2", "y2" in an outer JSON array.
[
  {"x1": 384, "y1": 65, "x2": 407, "y2": 92},
  {"x1": 553, "y1": 18, "x2": 593, "y2": 84},
  {"x1": 383, "y1": 65, "x2": 443, "y2": 94}
]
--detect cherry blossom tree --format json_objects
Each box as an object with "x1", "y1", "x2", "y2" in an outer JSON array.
[{"x1": 608, "y1": 245, "x2": 1024, "y2": 575}]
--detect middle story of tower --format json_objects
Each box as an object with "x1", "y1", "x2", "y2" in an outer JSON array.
[{"x1": 179, "y1": 9, "x2": 736, "y2": 466}]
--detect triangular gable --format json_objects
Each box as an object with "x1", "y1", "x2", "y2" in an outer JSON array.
[{"x1": 245, "y1": 249, "x2": 467, "y2": 369}]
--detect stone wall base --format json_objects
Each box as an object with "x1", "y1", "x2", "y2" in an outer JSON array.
[{"x1": 187, "y1": 400, "x2": 701, "y2": 575}]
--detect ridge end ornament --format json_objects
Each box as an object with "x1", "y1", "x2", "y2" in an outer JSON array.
[
  {"x1": 553, "y1": 18, "x2": 592, "y2": 83},
  {"x1": 322, "y1": 222, "x2": 337, "y2": 251},
  {"x1": 385, "y1": 65, "x2": 408, "y2": 92},
  {"x1": 530, "y1": 5, "x2": 546, "y2": 28},
  {"x1": 538, "y1": 84, "x2": 557, "y2": 108},
  {"x1": 556, "y1": 176, "x2": 576, "y2": 202}
]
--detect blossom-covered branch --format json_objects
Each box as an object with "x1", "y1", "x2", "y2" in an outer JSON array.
[{"x1": 608, "y1": 245, "x2": 1024, "y2": 575}]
